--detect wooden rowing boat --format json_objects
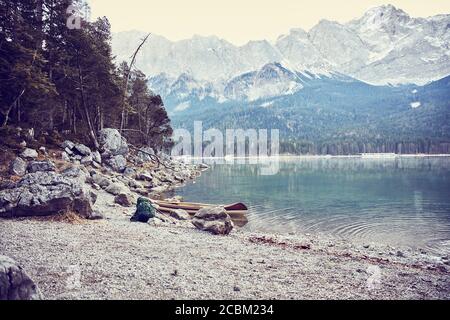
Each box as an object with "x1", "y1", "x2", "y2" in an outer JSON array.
[{"x1": 150, "y1": 199, "x2": 249, "y2": 227}]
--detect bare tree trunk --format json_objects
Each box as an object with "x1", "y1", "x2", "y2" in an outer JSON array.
[
  {"x1": 77, "y1": 56, "x2": 99, "y2": 149},
  {"x1": 120, "y1": 33, "x2": 151, "y2": 134},
  {"x1": 17, "y1": 96, "x2": 21, "y2": 123},
  {"x1": 2, "y1": 89, "x2": 25, "y2": 127},
  {"x1": 72, "y1": 104, "x2": 77, "y2": 134}
]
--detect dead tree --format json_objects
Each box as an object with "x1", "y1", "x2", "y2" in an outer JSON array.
[{"x1": 119, "y1": 33, "x2": 151, "y2": 134}]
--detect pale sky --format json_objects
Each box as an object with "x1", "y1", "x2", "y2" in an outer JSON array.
[{"x1": 89, "y1": 0, "x2": 450, "y2": 45}]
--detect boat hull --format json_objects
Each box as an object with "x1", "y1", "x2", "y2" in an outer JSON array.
[{"x1": 151, "y1": 200, "x2": 249, "y2": 227}]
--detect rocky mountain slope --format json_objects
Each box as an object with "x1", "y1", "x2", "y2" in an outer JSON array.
[
  {"x1": 111, "y1": 5, "x2": 450, "y2": 154},
  {"x1": 112, "y1": 5, "x2": 450, "y2": 87}
]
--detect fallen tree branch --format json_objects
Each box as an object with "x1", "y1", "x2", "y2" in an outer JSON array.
[{"x1": 128, "y1": 143, "x2": 174, "y2": 170}]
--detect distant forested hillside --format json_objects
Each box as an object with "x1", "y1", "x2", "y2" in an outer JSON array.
[{"x1": 170, "y1": 75, "x2": 450, "y2": 155}]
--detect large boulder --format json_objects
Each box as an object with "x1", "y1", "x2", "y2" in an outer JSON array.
[
  {"x1": 10, "y1": 157, "x2": 27, "y2": 176},
  {"x1": 98, "y1": 128, "x2": 129, "y2": 157},
  {"x1": 27, "y1": 160, "x2": 56, "y2": 173},
  {"x1": 192, "y1": 207, "x2": 234, "y2": 235},
  {"x1": 0, "y1": 255, "x2": 42, "y2": 300},
  {"x1": 105, "y1": 155, "x2": 127, "y2": 173},
  {"x1": 0, "y1": 169, "x2": 93, "y2": 219}
]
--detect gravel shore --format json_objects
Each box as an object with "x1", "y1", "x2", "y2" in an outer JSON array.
[{"x1": 1, "y1": 188, "x2": 449, "y2": 300}]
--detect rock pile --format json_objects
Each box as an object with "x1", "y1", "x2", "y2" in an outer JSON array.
[
  {"x1": 2, "y1": 128, "x2": 203, "y2": 223},
  {"x1": 61, "y1": 140, "x2": 101, "y2": 168}
]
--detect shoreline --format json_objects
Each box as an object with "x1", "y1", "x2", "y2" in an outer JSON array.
[
  {"x1": 1, "y1": 187, "x2": 449, "y2": 300},
  {"x1": 1, "y1": 146, "x2": 449, "y2": 300},
  {"x1": 175, "y1": 154, "x2": 450, "y2": 161}
]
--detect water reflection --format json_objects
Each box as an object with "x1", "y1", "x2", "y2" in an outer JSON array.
[{"x1": 175, "y1": 157, "x2": 450, "y2": 255}]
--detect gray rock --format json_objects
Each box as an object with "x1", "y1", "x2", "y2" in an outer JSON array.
[
  {"x1": 64, "y1": 147, "x2": 74, "y2": 156},
  {"x1": 192, "y1": 207, "x2": 234, "y2": 235},
  {"x1": 80, "y1": 155, "x2": 93, "y2": 165},
  {"x1": 61, "y1": 151, "x2": 71, "y2": 162},
  {"x1": 170, "y1": 209, "x2": 191, "y2": 221},
  {"x1": 105, "y1": 155, "x2": 127, "y2": 173},
  {"x1": 92, "y1": 161, "x2": 101, "y2": 169},
  {"x1": 21, "y1": 148, "x2": 38, "y2": 159},
  {"x1": 151, "y1": 186, "x2": 168, "y2": 194},
  {"x1": 128, "y1": 179, "x2": 143, "y2": 189},
  {"x1": 92, "y1": 151, "x2": 102, "y2": 164},
  {"x1": 27, "y1": 160, "x2": 56, "y2": 173},
  {"x1": 91, "y1": 174, "x2": 111, "y2": 188},
  {"x1": 89, "y1": 191, "x2": 98, "y2": 205},
  {"x1": 123, "y1": 167, "x2": 136, "y2": 177},
  {"x1": 138, "y1": 147, "x2": 155, "y2": 162},
  {"x1": 10, "y1": 157, "x2": 27, "y2": 176},
  {"x1": 114, "y1": 193, "x2": 134, "y2": 207},
  {"x1": 98, "y1": 128, "x2": 129, "y2": 156},
  {"x1": 137, "y1": 172, "x2": 153, "y2": 182},
  {"x1": 0, "y1": 171, "x2": 93, "y2": 218},
  {"x1": 0, "y1": 255, "x2": 42, "y2": 300},
  {"x1": 74, "y1": 144, "x2": 91, "y2": 156},
  {"x1": 61, "y1": 140, "x2": 75, "y2": 150},
  {"x1": 88, "y1": 210, "x2": 104, "y2": 220},
  {"x1": 105, "y1": 183, "x2": 126, "y2": 196},
  {"x1": 61, "y1": 166, "x2": 88, "y2": 180}
]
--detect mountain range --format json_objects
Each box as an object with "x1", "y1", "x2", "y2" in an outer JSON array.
[{"x1": 111, "y1": 5, "x2": 450, "y2": 154}]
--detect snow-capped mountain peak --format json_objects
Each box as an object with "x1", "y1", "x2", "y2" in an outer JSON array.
[{"x1": 114, "y1": 4, "x2": 450, "y2": 101}]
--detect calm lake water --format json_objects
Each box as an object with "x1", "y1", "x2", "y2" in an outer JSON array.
[{"x1": 174, "y1": 157, "x2": 450, "y2": 255}]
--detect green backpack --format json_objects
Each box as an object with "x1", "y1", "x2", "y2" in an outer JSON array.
[{"x1": 131, "y1": 197, "x2": 156, "y2": 223}]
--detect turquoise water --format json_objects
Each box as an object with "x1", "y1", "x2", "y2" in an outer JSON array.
[{"x1": 174, "y1": 157, "x2": 450, "y2": 255}]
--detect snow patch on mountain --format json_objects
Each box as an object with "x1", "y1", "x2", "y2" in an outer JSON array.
[{"x1": 114, "y1": 5, "x2": 450, "y2": 99}]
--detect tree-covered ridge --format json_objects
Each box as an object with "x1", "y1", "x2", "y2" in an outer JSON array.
[
  {"x1": 0, "y1": 0, "x2": 172, "y2": 150},
  {"x1": 170, "y1": 75, "x2": 450, "y2": 155}
]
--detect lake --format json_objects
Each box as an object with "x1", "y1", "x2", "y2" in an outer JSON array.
[{"x1": 174, "y1": 157, "x2": 450, "y2": 256}]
